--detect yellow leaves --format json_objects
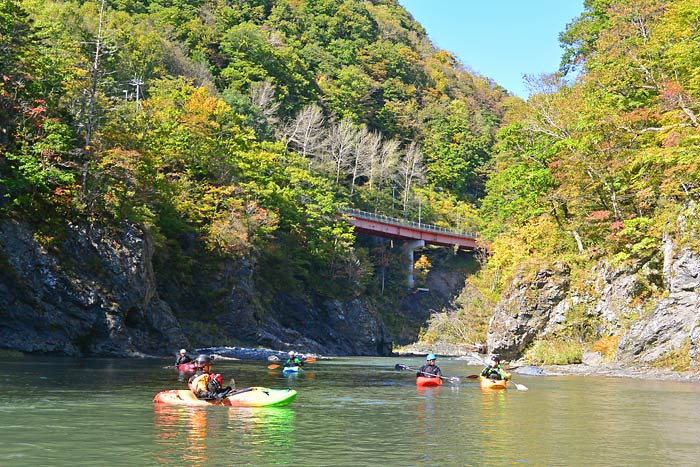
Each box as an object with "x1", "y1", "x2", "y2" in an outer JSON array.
[
  {"x1": 172, "y1": 183, "x2": 234, "y2": 227},
  {"x1": 172, "y1": 181, "x2": 279, "y2": 258},
  {"x1": 182, "y1": 87, "x2": 232, "y2": 132},
  {"x1": 591, "y1": 335, "x2": 621, "y2": 360},
  {"x1": 414, "y1": 254, "x2": 431, "y2": 274},
  {"x1": 486, "y1": 216, "x2": 575, "y2": 289},
  {"x1": 433, "y1": 50, "x2": 457, "y2": 68}
]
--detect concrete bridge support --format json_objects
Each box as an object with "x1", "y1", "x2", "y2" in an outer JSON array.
[{"x1": 403, "y1": 239, "x2": 425, "y2": 288}]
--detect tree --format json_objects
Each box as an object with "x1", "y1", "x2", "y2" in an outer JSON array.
[
  {"x1": 398, "y1": 141, "x2": 425, "y2": 214},
  {"x1": 281, "y1": 103, "x2": 326, "y2": 159},
  {"x1": 324, "y1": 117, "x2": 360, "y2": 185}
]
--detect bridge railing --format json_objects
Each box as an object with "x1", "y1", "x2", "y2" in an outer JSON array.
[{"x1": 342, "y1": 208, "x2": 476, "y2": 239}]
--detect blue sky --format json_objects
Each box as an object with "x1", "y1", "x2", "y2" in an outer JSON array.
[{"x1": 397, "y1": 1, "x2": 585, "y2": 98}]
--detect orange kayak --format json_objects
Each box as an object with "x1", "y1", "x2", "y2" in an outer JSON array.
[
  {"x1": 479, "y1": 376, "x2": 508, "y2": 389},
  {"x1": 416, "y1": 376, "x2": 443, "y2": 387},
  {"x1": 153, "y1": 387, "x2": 297, "y2": 407}
]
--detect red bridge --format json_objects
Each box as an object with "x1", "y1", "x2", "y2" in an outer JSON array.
[{"x1": 343, "y1": 208, "x2": 477, "y2": 250}]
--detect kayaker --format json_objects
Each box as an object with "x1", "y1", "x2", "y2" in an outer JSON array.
[
  {"x1": 188, "y1": 354, "x2": 233, "y2": 401},
  {"x1": 417, "y1": 354, "x2": 442, "y2": 379},
  {"x1": 284, "y1": 351, "x2": 303, "y2": 369},
  {"x1": 481, "y1": 355, "x2": 511, "y2": 380},
  {"x1": 175, "y1": 348, "x2": 193, "y2": 366}
]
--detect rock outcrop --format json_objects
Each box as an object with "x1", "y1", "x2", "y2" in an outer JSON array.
[
  {"x1": 487, "y1": 224, "x2": 700, "y2": 368},
  {"x1": 0, "y1": 219, "x2": 393, "y2": 357},
  {"x1": 617, "y1": 234, "x2": 700, "y2": 365},
  {"x1": 487, "y1": 262, "x2": 571, "y2": 360},
  {"x1": 0, "y1": 220, "x2": 186, "y2": 356}
]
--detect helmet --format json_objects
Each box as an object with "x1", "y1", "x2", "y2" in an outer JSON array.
[
  {"x1": 426, "y1": 354, "x2": 436, "y2": 361},
  {"x1": 491, "y1": 355, "x2": 500, "y2": 362},
  {"x1": 195, "y1": 354, "x2": 212, "y2": 366},
  {"x1": 288, "y1": 351, "x2": 295, "y2": 357},
  {"x1": 179, "y1": 349, "x2": 187, "y2": 354}
]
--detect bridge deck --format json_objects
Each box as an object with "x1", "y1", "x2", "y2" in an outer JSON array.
[{"x1": 343, "y1": 208, "x2": 477, "y2": 250}]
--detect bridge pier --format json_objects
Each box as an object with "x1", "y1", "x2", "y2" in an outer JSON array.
[{"x1": 404, "y1": 239, "x2": 425, "y2": 288}]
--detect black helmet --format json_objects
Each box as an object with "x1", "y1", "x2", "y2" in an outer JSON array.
[
  {"x1": 195, "y1": 354, "x2": 212, "y2": 366},
  {"x1": 490, "y1": 355, "x2": 500, "y2": 362}
]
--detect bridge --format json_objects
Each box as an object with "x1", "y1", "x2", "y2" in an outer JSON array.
[
  {"x1": 342, "y1": 208, "x2": 478, "y2": 287},
  {"x1": 343, "y1": 208, "x2": 477, "y2": 249}
]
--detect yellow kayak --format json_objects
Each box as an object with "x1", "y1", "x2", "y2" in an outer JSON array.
[
  {"x1": 153, "y1": 387, "x2": 297, "y2": 407},
  {"x1": 479, "y1": 376, "x2": 508, "y2": 390}
]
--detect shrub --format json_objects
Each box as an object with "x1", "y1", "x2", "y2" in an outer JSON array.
[
  {"x1": 648, "y1": 340, "x2": 691, "y2": 372},
  {"x1": 524, "y1": 338, "x2": 583, "y2": 365},
  {"x1": 591, "y1": 335, "x2": 620, "y2": 360}
]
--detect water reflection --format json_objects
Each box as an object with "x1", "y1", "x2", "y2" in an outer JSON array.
[{"x1": 152, "y1": 404, "x2": 296, "y2": 466}]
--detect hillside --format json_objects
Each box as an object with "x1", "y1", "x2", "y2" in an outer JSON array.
[
  {"x1": 0, "y1": 0, "x2": 507, "y2": 355},
  {"x1": 430, "y1": 0, "x2": 700, "y2": 371}
]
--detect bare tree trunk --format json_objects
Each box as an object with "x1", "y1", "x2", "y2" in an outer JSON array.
[
  {"x1": 326, "y1": 118, "x2": 359, "y2": 185},
  {"x1": 84, "y1": 0, "x2": 107, "y2": 148},
  {"x1": 351, "y1": 127, "x2": 380, "y2": 194},
  {"x1": 281, "y1": 104, "x2": 326, "y2": 165},
  {"x1": 399, "y1": 142, "x2": 425, "y2": 214}
]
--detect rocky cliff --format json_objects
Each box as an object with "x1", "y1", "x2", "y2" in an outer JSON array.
[
  {"x1": 0, "y1": 220, "x2": 185, "y2": 356},
  {"x1": 487, "y1": 225, "x2": 700, "y2": 368},
  {"x1": 0, "y1": 219, "x2": 406, "y2": 357}
]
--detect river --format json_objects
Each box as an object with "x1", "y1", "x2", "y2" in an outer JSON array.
[{"x1": 2, "y1": 355, "x2": 700, "y2": 466}]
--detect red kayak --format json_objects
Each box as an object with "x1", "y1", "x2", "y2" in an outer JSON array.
[
  {"x1": 416, "y1": 376, "x2": 443, "y2": 387},
  {"x1": 176, "y1": 362, "x2": 196, "y2": 372}
]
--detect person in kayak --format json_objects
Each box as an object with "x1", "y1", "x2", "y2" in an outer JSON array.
[
  {"x1": 284, "y1": 351, "x2": 303, "y2": 369},
  {"x1": 175, "y1": 348, "x2": 192, "y2": 366},
  {"x1": 481, "y1": 355, "x2": 511, "y2": 380},
  {"x1": 188, "y1": 354, "x2": 233, "y2": 401},
  {"x1": 417, "y1": 354, "x2": 442, "y2": 379}
]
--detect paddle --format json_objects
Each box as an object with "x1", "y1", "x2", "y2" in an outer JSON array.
[
  {"x1": 395, "y1": 363, "x2": 460, "y2": 383},
  {"x1": 510, "y1": 380, "x2": 528, "y2": 391},
  {"x1": 267, "y1": 356, "x2": 317, "y2": 370}
]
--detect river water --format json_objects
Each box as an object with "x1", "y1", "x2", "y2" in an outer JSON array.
[{"x1": 2, "y1": 355, "x2": 700, "y2": 466}]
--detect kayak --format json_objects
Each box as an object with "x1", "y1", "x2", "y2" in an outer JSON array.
[
  {"x1": 282, "y1": 366, "x2": 301, "y2": 374},
  {"x1": 416, "y1": 376, "x2": 443, "y2": 387},
  {"x1": 480, "y1": 376, "x2": 508, "y2": 389},
  {"x1": 153, "y1": 387, "x2": 297, "y2": 407},
  {"x1": 176, "y1": 362, "x2": 196, "y2": 372}
]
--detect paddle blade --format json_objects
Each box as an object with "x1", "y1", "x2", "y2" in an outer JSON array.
[
  {"x1": 465, "y1": 374, "x2": 479, "y2": 379},
  {"x1": 304, "y1": 357, "x2": 316, "y2": 364},
  {"x1": 513, "y1": 382, "x2": 528, "y2": 391},
  {"x1": 267, "y1": 364, "x2": 280, "y2": 369}
]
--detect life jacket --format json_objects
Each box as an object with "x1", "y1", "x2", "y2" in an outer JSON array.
[
  {"x1": 189, "y1": 373, "x2": 211, "y2": 394},
  {"x1": 485, "y1": 366, "x2": 504, "y2": 380},
  {"x1": 420, "y1": 364, "x2": 440, "y2": 376}
]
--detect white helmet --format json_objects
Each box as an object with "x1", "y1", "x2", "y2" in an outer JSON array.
[
  {"x1": 288, "y1": 351, "x2": 295, "y2": 357},
  {"x1": 179, "y1": 349, "x2": 187, "y2": 354}
]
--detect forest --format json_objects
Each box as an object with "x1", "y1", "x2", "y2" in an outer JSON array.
[{"x1": 1, "y1": 0, "x2": 699, "y2": 364}]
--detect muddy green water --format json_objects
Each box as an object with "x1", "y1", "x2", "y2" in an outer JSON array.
[{"x1": 2, "y1": 355, "x2": 700, "y2": 466}]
